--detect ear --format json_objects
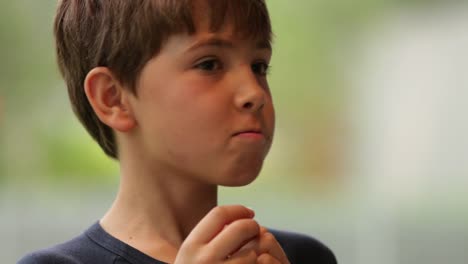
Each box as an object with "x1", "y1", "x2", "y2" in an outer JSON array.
[{"x1": 84, "y1": 67, "x2": 136, "y2": 132}]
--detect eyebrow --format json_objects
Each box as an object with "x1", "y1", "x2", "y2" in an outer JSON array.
[{"x1": 185, "y1": 37, "x2": 272, "y2": 53}]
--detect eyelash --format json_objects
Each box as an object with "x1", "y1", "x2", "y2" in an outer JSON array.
[
  {"x1": 252, "y1": 61, "x2": 271, "y2": 76},
  {"x1": 194, "y1": 58, "x2": 271, "y2": 76},
  {"x1": 195, "y1": 58, "x2": 222, "y2": 72}
]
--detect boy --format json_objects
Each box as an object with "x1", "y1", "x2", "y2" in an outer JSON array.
[{"x1": 19, "y1": 0, "x2": 337, "y2": 263}]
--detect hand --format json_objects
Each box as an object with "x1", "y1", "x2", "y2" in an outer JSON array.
[
  {"x1": 174, "y1": 205, "x2": 260, "y2": 264},
  {"x1": 232, "y1": 226, "x2": 290, "y2": 264}
]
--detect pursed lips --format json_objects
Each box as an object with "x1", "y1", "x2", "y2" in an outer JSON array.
[{"x1": 232, "y1": 129, "x2": 266, "y2": 140}]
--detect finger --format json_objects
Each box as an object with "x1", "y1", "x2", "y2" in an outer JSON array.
[
  {"x1": 257, "y1": 253, "x2": 281, "y2": 264},
  {"x1": 235, "y1": 230, "x2": 289, "y2": 264},
  {"x1": 258, "y1": 232, "x2": 290, "y2": 264},
  {"x1": 185, "y1": 205, "x2": 255, "y2": 244},
  {"x1": 225, "y1": 249, "x2": 257, "y2": 264},
  {"x1": 208, "y1": 218, "x2": 260, "y2": 258}
]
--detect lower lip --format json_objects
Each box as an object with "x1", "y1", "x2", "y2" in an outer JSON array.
[{"x1": 234, "y1": 132, "x2": 265, "y2": 140}]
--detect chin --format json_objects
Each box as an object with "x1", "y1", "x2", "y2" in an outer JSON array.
[{"x1": 219, "y1": 163, "x2": 263, "y2": 187}]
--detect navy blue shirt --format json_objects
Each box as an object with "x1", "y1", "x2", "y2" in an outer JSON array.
[{"x1": 18, "y1": 222, "x2": 337, "y2": 264}]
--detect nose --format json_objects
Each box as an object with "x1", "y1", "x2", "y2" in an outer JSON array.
[{"x1": 234, "y1": 70, "x2": 267, "y2": 113}]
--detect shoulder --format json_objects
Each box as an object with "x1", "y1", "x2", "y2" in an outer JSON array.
[
  {"x1": 269, "y1": 229, "x2": 338, "y2": 264},
  {"x1": 17, "y1": 248, "x2": 81, "y2": 264},
  {"x1": 17, "y1": 228, "x2": 117, "y2": 264},
  {"x1": 17, "y1": 235, "x2": 86, "y2": 264}
]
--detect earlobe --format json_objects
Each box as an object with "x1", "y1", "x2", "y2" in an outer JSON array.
[{"x1": 84, "y1": 67, "x2": 136, "y2": 132}]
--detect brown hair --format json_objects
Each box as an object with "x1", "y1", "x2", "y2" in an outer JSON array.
[{"x1": 54, "y1": 0, "x2": 272, "y2": 159}]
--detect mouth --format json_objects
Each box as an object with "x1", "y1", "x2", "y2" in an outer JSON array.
[{"x1": 232, "y1": 129, "x2": 265, "y2": 140}]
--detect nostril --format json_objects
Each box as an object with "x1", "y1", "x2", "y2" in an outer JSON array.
[{"x1": 243, "y1": 102, "x2": 253, "y2": 109}]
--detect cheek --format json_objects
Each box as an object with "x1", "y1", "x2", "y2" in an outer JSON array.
[
  {"x1": 154, "y1": 90, "x2": 230, "y2": 161},
  {"x1": 166, "y1": 77, "x2": 231, "y2": 133},
  {"x1": 265, "y1": 98, "x2": 276, "y2": 134}
]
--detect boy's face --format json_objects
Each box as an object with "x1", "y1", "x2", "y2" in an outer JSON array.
[{"x1": 127, "y1": 17, "x2": 274, "y2": 186}]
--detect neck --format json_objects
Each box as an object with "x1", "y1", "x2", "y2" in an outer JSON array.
[{"x1": 100, "y1": 150, "x2": 218, "y2": 262}]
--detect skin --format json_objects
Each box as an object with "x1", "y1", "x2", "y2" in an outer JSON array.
[{"x1": 84, "y1": 12, "x2": 289, "y2": 264}]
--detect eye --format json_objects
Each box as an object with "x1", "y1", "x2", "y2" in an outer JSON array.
[
  {"x1": 194, "y1": 58, "x2": 222, "y2": 72},
  {"x1": 251, "y1": 61, "x2": 270, "y2": 76}
]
